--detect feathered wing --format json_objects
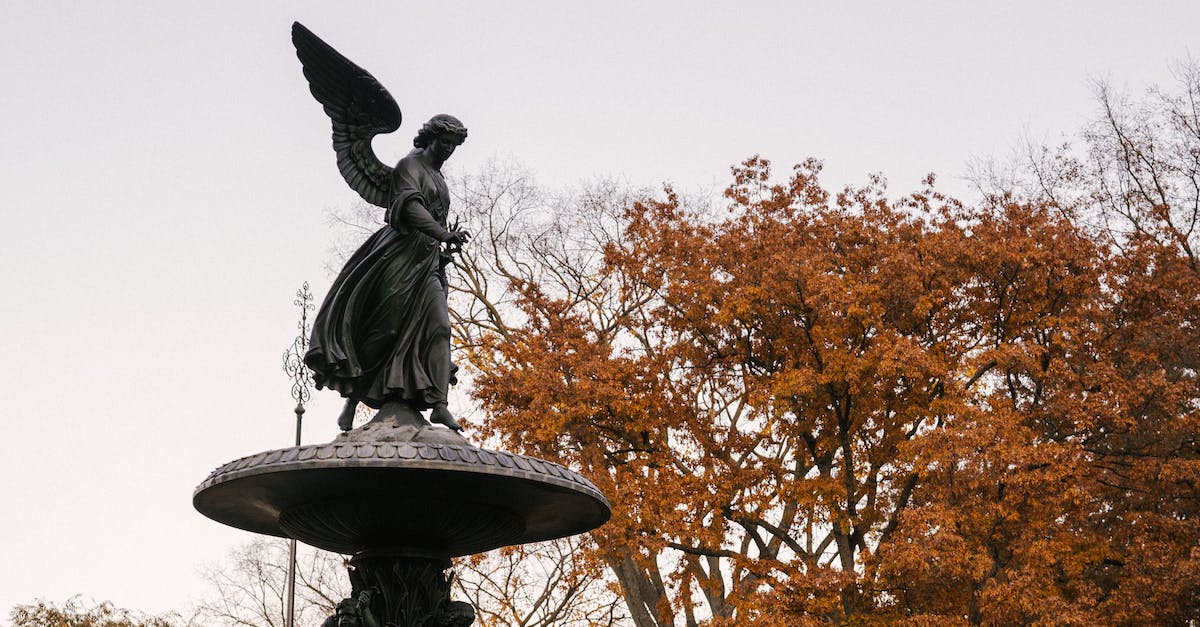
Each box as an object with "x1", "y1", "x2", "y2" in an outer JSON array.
[{"x1": 292, "y1": 22, "x2": 401, "y2": 208}]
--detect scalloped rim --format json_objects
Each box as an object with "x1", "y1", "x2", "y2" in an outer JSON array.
[{"x1": 195, "y1": 442, "x2": 608, "y2": 507}]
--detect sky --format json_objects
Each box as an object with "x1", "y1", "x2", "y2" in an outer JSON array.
[{"x1": 0, "y1": 0, "x2": 1196, "y2": 621}]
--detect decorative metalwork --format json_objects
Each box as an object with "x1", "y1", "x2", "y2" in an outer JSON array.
[
  {"x1": 346, "y1": 556, "x2": 474, "y2": 626},
  {"x1": 283, "y1": 282, "x2": 315, "y2": 412},
  {"x1": 281, "y1": 281, "x2": 314, "y2": 627}
]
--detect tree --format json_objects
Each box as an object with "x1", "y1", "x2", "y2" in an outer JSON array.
[
  {"x1": 10, "y1": 597, "x2": 183, "y2": 627},
  {"x1": 314, "y1": 72, "x2": 1198, "y2": 622},
  {"x1": 465, "y1": 149, "x2": 1197, "y2": 624},
  {"x1": 193, "y1": 538, "x2": 346, "y2": 627},
  {"x1": 940, "y1": 60, "x2": 1200, "y2": 625},
  {"x1": 469, "y1": 159, "x2": 981, "y2": 624},
  {"x1": 973, "y1": 59, "x2": 1199, "y2": 269},
  {"x1": 191, "y1": 536, "x2": 628, "y2": 627},
  {"x1": 446, "y1": 167, "x2": 670, "y2": 623},
  {"x1": 455, "y1": 536, "x2": 629, "y2": 627}
]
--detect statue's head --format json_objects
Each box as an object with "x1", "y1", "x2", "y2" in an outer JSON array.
[
  {"x1": 328, "y1": 595, "x2": 376, "y2": 627},
  {"x1": 331, "y1": 599, "x2": 360, "y2": 627},
  {"x1": 414, "y1": 114, "x2": 468, "y2": 148}
]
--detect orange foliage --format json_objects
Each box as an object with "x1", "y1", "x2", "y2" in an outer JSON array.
[{"x1": 468, "y1": 155, "x2": 1198, "y2": 624}]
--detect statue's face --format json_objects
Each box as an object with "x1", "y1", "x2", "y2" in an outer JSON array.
[{"x1": 428, "y1": 134, "x2": 461, "y2": 162}]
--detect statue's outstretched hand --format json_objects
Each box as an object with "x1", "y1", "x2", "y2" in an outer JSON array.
[{"x1": 443, "y1": 230, "x2": 471, "y2": 246}]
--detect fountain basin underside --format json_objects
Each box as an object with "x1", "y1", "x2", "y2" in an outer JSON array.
[{"x1": 193, "y1": 441, "x2": 611, "y2": 557}]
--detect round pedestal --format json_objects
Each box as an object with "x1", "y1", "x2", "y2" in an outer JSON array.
[
  {"x1": 193, "y1": 441, "x2": 610, "y2": 557},
  {"x1": 195, "y1": 439, "x2": 610, "y2": 625}
]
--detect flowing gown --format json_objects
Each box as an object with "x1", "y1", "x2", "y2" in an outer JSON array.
[{"x1": 304, "y1": 153, "x2": 454, "y2": 410}]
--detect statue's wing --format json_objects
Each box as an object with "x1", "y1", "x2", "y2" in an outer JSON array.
[{"x1": 292, "y1": 22, "x2": 401, "y2": 209}]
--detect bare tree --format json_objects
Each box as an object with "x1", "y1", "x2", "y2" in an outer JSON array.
[
  {"x1": 193, "y1": 536, "x2": 631, "y2": 627},
  {"x1": 193, "y1": 539, "x2": 346, "y2": 627},
  {"x1": 454, "y1": 537, "x2": 629, "y2": 627},
  {"x1": 1084, "y1": 60, "x2": 1200, "y2": 270},
  {"x1": 971, "y1": 58, "x2": 1200, "y2": 273}
]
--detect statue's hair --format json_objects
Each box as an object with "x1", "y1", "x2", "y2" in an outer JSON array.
[{"x1": 413, "y1": 114, "x2": 468, "y2": 148}]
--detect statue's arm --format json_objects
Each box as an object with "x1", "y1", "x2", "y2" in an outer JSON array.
[
  {"x1": 386, "y1": 162, "x2": 450, "y2": 240},
  {"x1": 387, "y1": 161, "x2": 469, "y2": 245},
  {"x1": 390, "y1": 197, "x2": 454, "y2": 241}
]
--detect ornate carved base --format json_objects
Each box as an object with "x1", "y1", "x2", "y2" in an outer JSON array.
[{"x1": 333, "y1": 553, "x2": 474, "y2": 627}]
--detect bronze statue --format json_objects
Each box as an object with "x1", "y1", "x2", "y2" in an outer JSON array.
[
  {"x1": 292, "y1": 23, "x2": 470, "y2": 432},
  {"x1": 194, "y1": 24, "x2": 610, "y2": 627}
]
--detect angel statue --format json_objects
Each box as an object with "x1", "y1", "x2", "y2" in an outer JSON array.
[{"x1": 293, "y1": 22, "x2": 470, "y2": 433}]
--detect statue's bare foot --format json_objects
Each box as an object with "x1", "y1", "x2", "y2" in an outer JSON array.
[
  {"x1": 337, "y1": 399, "x2": 358, "y2": 431},
  {"x1": 429, "y1": 404, "x2": 463, "y2": 431}
]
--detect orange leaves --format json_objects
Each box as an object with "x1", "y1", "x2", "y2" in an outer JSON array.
[{"x1": 467, "y1": 152, "x2": 1199, "y2": 623}]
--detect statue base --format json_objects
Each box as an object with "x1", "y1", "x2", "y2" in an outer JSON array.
[
  {"x1": 337, "y1": 401, "x2": 469, "y2": 446},
  {"x1": 194, "y1": 436, "x2": 610, "y2": 624},
  {"x1": 333, "y1": 553, "x2": 474, "y2": 626}
]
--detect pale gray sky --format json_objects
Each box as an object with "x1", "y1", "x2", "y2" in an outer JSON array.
[{"x1": 1, "y1": 0, "x2": 1196, "y2": 620}]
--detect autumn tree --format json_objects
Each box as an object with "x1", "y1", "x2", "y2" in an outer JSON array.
[
  {"x1": 468, "y1": 158, "x2": 988, "y2": 624},
  {"x1": 318, "y1": 70, "x2": 1198, "y2": 622},
  {"x1": 463, "y1": 148, "x2": 1196, "y2": 624},
  {"x1": 912, "y1": 60, "x2": 1200, "y2": 625}
]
